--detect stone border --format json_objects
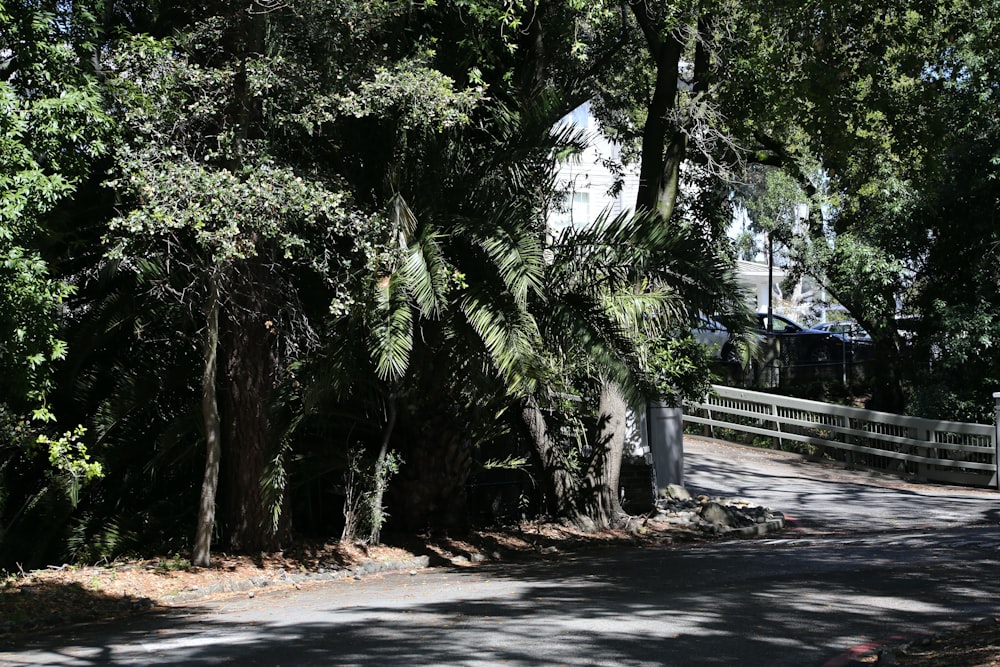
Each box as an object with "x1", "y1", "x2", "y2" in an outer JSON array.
[
  {"x1": 715, "y1": 513, "x2": 786, "y2": 537},
  {"x1": 164, "y1": 555, "x2": 432, "y2": 605},
  {"x1": 165, "y1": 496, "x2": 788, "y2": 606},
  {"x1": 654, "y1": 484, "x2": 787, "y2": 538}
]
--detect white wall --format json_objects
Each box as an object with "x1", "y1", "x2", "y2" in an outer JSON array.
[
  {"x1": 549, "y1": 106, "x2": 825, "y2": 323},
  {"x1": 551, "y1": 103, "x2": 640, "y2": 230}
]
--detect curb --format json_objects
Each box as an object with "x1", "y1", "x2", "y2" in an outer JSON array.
[
  {"x1": 162, "y1": 513, "x2": 787, "y2": 606},
  {"x1": 0, "y1": 513, "x2": 785, "y2": 638},
  {"x1": 719, "y1": 515, "x2": 786, "y2": 537},
  {"x1": 824, "y1": 616, "x2": 1000, "y2": 666},
  {"x1": 0, "y1": 556, "x2": 434, "y2": 637},
  {"x1": 164, "y1": 555, "x2": 432, "y2": 605},
  {"x1": 699, "y1": 513, "x2": 785, "y2": 538}
]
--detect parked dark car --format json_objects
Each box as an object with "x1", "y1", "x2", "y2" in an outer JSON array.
[
  {"x1": 692, "y1": 314, "x2": 758, "y2": 364},
  {"x1": 807, "y1": 320, "x2": 874, "y2": 360},
  {"x1": 754, "y1": 312, "x2": 844, "y2": 364},
  {"x1": 806, "y1": 320, "x2": 872, "y2": 343},
  {"x1": 694, "y1": 312, "x2": 842, "y2": 366},
  {"x1": 692, "y1": 316, "x2": 733, "y2": 359}
]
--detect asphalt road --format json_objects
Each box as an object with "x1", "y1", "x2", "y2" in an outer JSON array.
[{"x1": 5, "y1": 437, "x2": 1000, "y2": 667}]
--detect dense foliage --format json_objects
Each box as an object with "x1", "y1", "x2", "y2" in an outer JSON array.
[{"x1": 1, "y1": 0, "x2": 997, "y2": 568}]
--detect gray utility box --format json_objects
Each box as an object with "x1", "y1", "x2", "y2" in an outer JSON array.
[{"x1": 646, "y1": 401, "x2": 684, "y2": 489}]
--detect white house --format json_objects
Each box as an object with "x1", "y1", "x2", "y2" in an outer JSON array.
[
  {"x1": 550, "y1": 104, "x2": 804, "y2": 318},
  {"x1": 736, "y1": 259, "x2": 786, "y2": 313},
  {"x1": 550, "y1": 102, "x2": 640, "y2": 233}
]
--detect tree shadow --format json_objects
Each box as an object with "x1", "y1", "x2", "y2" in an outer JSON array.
[
  {"x1": 5, "y1": 527, "x2": 1000, "y2": 666},
  {"x1": 6, "y1": 442, "x2": 1000, "y2": 665},
  {"x1": 1, "y1": 578, "x2": 157, "y2": 637},
  {"x1": 682, "y1": 440, "x2": 1000, "y2": 533}
]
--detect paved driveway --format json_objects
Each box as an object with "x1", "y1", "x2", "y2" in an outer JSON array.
[
  {"x1": 684, "y1": 436, "x2": 1000, "y2": 532},
  {"x1": 4, "y1": 438, "x2": 1000, "y2": 666}
]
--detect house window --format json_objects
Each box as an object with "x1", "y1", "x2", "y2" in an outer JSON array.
[{"x1": 551, "y1": 191, "x2": 591, "y2": 232}]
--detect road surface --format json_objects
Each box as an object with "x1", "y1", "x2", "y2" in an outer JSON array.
[{"x1": 5, "y1": 437, "x2": 1000, "y2": 666}]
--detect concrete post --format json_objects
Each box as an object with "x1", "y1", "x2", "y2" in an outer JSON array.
[
  {"x1": 647, "y1": 400, "x2": 684, "y2": 492},
  {"x1": 994, "y1": 392, "x2": 1000, "y2": 491}
]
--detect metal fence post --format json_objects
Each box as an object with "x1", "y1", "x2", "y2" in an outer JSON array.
[
  {"x1": 771, "y1": 401, "x2": 782, "y2": 450},
  {"x1": 994, "y1": 392, "x2": 1000, "y2": 490}
]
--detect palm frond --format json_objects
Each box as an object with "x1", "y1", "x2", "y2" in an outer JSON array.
[
  {"x1": 602, "y1": 288, "x2": 690, "y2": 338},
  {"x1": 478, "y1": 218, "x2": 545, "y2": 306},
  {"x1": 458, "y1": 285, "x2": 541, "y2": 390},
  {"x1": 389, "y1": 192, "x2": 418, "y2": 247},
  {"x1": 400, "y1": 227, "x2": 448, "y2": 318},
  {"x1": 367, "y1": 274, "x2": 413, "y2": 383},
  {"x1": 540, "y1": 291, "x2": 646, "y2": 391}
]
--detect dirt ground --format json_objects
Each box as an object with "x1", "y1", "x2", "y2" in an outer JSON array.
[
  {"x1": 2, "y1": 519, "x2": 998, "y2": 665},
  {"x1": 0, "y1": 519, "x2": 680, "y2": 635},
  {"x1": 862, "y1": 616, "x2": 1000, "y2": 666}
]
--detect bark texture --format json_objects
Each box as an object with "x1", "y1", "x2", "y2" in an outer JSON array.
[
  {"x1": 366, "y1": 395, "x2": 397, "y2": 545},
  {"x1": 220, "y1": 265, "x2": 287, "y2": 553},
  {"x1": 581, "y1": 382, "x2": 629, "y2": 529},
  {"x1": 193, "y1": 275, "x2": 222, "y2": 567},
  {"x1": 389, "y1": 408, "x2": 472, "y2": 533},
  {"x1": 520, "y1": 397, "x2": 596, "y2": 531}
]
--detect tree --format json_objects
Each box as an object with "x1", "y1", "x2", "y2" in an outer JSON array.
[
  {"x1": 0, "y1": 0, "x2": 109, "y2": 417},
  {"x1": 519, "y1": 207, "x2": 742, "y2": 530},
  {"x1": 398, "y1": 1, "x2": 746, "y2": 529},
  {"x1": 900, "y1": 3, "x2": 1000, "y2": 421},
  {"x1": 0, "y1": 0, "x2": 113, "y2": 568},
  {"x1": 296, "y1": 1, "x2": 634, "y2": 534},
  {"x1": 709, "y1": 0, "x2": 1000, "y2": 411},
  {"x1": 538, "y1": 0, "x2": 747, "y2": 528},
  {"x1": 99, "y1": 0, "x2": 501, "y2": 559},
  {"x1": 103, "y1": 17, "x2": 375, "y2": 562}
]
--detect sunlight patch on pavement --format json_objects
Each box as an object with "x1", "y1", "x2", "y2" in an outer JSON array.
[
  {"x1": 756, "y1": 589, "x2": 951, "y2": 617},
  {"x1": 547, "y1": 610, "x2": 730, "y2": 637},
  {"x1": 0, "y1": 649, "x2": 94, "y2": 666},
  {"x1": 133, "y1": 630, "x2": 265, "y2": 654},
  {"x1": 754, "y1": 635, "x2": 813, "y2": 648}
]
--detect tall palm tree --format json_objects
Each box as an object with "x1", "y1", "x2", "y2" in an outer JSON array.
[
  {"x1": 522, "y1": 208, "x2": 744, "y2": 530},
  {"x1": 303, "y1": 98, "x2": 559, "y2": 538}
]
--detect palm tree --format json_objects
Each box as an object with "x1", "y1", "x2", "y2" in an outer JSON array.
[
  {"x1": 519, "y1": 207, "x2": 743, "y2": 530},
  {"x1": 307, "y1": 99, "x2": 555, "y2": 539}
]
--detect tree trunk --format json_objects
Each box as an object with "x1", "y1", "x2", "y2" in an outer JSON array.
[
  {"x1": 863, "y1": 321, "x2": 907, "y2": 413},
  {"x1": 813, "y1": 275, "x2": 907, "y2": 413},
  {"x1": 220, "y1": 267, "x2": 285, "y2": 553},
  {"x1": 580, "y1": 381, "x2": 628, "y2": 529},
  {"x1": 520, "y1": 396, "x2": 595, "y2": 531},
  {"x1": 632, "y1": 20, "x2": 683, "y2": 215},
  {"x1": 367, "y1": 394, "x2": 397, "y2": 545},
  {"x1": 389, "y1": 407, "x2": 472, "y2": 533},
  {"x1": 193, "y1": 273, "x2": 222, "y2": 567}
]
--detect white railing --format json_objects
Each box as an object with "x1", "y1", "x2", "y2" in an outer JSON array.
[{"x1": 683, "y1": 385, "x2": 999, "y2": 488}]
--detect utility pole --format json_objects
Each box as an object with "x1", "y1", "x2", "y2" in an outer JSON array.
[{"x1": 767, "y1": 231, "x2": 774, "y2": 332}]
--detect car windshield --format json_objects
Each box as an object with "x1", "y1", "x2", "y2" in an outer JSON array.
[
  {"x1": 757, "y1": 314, "x2": 800, "y2": 333},
  {"x1": 819, "y1": 322, "x2": 869, "y2": 337}
]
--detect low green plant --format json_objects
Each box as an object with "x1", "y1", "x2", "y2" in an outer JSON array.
[
  {"x1": 340, "y1": 446, "x2": 403, "y2": 545},
  {"x1": 34, "y1": 426, "x2": 103, "y2": 508},
  {"x1": 649, "y1": 336, "x2": 715, "y2": 407},
  {"x1": 64, "y1": 515, "x2": 132, "y2": 565},
  {"x1": 481, "y1": 455, "x2": 530, "y2": 471},
  {"x1": 155, "y1": 554, "x2": 191, "y2": 573}
]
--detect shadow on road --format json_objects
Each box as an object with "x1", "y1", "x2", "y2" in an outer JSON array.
[
  {"x1": 683, "y1": 441, "x2": 1000, "y2": 533},
  {"x1": 6, "y1": 526, "x2": 1000, "y2": 666},
  {"x1": 6, "y1": 441, "x2": 1000, "y2": 666}
]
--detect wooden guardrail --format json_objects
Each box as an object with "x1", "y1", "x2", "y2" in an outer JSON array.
[{"x1": 683, "y1": 385, "x2": 999, "y2": 488}]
